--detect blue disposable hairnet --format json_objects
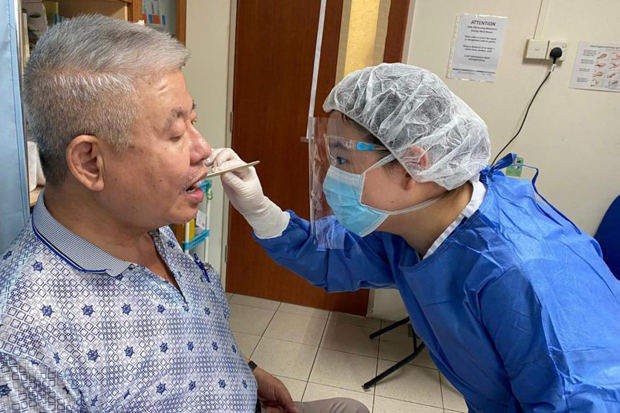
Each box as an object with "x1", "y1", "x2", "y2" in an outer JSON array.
[{"x1": 323, "y1": 63, "x2": 491, "y2": 190}]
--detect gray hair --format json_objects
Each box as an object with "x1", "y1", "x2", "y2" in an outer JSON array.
[{"x1": 22, "y1": 14, "x2": 189, "y2": 186}]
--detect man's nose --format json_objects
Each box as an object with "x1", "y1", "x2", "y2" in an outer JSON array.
[{"x1": 191, "y1": 132, "x2": 211, "y2": 165}]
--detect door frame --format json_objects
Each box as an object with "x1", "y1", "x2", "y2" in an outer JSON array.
[
  {"x1": 219, "y1": 0, "x2": 238, "y2": 290},
  {"x1": 220, "y1": 0, "x2": 414, "y2": 313}
]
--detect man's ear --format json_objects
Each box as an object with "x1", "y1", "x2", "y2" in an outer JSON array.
[{"x1": 66, "y1": 135, "x2": 105, "y2": 191}]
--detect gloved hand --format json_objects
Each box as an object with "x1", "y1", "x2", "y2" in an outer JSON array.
[{"x1": 206, "y1": 148, "x2": 290, "y2": 239}]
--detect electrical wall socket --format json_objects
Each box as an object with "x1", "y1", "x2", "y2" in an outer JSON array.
[
  {"x1": 525, "y1": 39, "x2": 549, "y2": 59},
  {"x1": 547, "y1": 41, "x2": 568, "y2": 61}
]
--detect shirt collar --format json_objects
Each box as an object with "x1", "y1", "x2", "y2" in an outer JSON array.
[
  {"x1": 460, "y1": 178, "x2": 486, "y2": 220},
  {"x1": 31, "y1": 190, "x2": 132, "y2": 277},
  {"x1": 423, "y1": 179, "x2": 487, "y2": 259}
]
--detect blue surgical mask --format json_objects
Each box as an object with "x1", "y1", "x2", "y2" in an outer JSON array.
[
  {"x1": 323, "y1": 167, "x2": 389, "y2": 237},
  {"x1": 322, "y1": 156, "x2": 443, "y2": 237}
]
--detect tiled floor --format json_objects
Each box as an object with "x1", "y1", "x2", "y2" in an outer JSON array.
[{"x1": 226, "y1": 293, "x2": 468, "y2": 413}]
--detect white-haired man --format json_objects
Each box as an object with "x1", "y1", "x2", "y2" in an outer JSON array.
[{"x1": 0, "y1": 15, "x2": 368, "y2": 413}]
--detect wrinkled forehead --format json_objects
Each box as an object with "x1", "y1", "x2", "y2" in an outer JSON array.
[{"x1": 134, "y1": 71, "x2": 193, "y2": 128}]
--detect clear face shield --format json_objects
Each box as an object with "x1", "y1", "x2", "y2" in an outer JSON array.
[{"x1": 309, "y1": 116, "x2": 395, "y2": 249}]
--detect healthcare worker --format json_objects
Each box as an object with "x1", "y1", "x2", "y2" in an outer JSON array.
[{"x1": 208, "y1": 64, "x2": 620, "y2": 412}]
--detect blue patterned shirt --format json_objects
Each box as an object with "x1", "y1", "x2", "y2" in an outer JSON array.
[{"x1": 0, "y1": 195, "x2": 257, "y2": 412}]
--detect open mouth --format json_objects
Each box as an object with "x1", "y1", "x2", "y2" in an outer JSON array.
[
  {"x1": 185, "y1": 170, "x2": 209, "y2": 194},
  {"x1": 186, "y1": 183, "x2": 200, "y2": 194}
]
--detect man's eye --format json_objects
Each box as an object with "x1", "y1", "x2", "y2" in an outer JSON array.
[{"x1": 336, "y1": 156, "x2": 347, "y2": 165}]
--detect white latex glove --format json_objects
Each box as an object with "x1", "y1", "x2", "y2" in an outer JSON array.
[{"x1": 206, "y1": 148, "x2": 290, "y2": 239}]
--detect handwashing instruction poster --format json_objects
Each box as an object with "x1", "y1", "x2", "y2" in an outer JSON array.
[
  {"x1": 448, "y1": 14, "x2": 507, "y2": 83},
  {"x1": 570, "y1": 42, "x2": 620, "y2": 92}
]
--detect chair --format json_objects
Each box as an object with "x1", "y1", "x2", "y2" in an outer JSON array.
[
  {"x1": 362, "y1": 317, "x2": 426, "y2": 390},
  {"x1": 595, "y1": 195, "x2": 620, "y2": 280}
]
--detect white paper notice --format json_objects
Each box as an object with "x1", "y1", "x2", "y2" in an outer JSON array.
[
  {"x1": 448, "y1": 14, "x2": 507, "y2": 83},
  {"x1": 570, "y1": 42, "x2": 620, "y2": 92},
  {"x1": 195, "y1": 210, "x2": 207, "y2": 231}
]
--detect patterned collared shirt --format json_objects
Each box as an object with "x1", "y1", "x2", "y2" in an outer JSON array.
[{"x1": 0, "y1": 195, "x2": 257, "y2": 412}]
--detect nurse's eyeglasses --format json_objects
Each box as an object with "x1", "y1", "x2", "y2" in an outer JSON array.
[
  {"x1": 324, "y1": 135, "x2": 388, "y2": 153},
  {"x1": 324, "y1": 134, "x2": 389, "y2": 166}
]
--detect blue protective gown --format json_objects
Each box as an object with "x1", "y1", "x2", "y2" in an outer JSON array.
[{"x1": 255, "y1": 169, "x2": 620, "y2": 412}]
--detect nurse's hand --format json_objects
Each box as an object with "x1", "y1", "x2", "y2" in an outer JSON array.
[
  {"x1": 207, "y1": 148, "x2": 265, "y2": 216},
  {"x1": 207, "y1": 148, "x2": 290, "y2": 239}
]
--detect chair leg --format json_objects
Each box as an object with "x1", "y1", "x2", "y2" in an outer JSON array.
[
  {"x1": 369, "y1": 317, "x2": 410, "y2": 339},
  {"x1": 362, "y1": 342, "x2": 426, "y2": 390}
]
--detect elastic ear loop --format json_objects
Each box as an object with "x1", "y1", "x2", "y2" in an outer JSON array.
[{"x1": 358, "y1": 154, "x2": 446, "y2": 214}]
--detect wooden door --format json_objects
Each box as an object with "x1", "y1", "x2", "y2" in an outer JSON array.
[{"x1": 227, "y1": 0, "x2": 410, "y2": 315}]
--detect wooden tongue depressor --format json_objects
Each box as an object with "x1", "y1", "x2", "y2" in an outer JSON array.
[{"x1": 205, "y1": 161, "x2": 260, "y2": 178}]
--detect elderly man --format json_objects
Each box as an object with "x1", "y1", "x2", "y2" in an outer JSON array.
[{"x1": 0, "y1": 15, "x2": 368, "y2": 413}]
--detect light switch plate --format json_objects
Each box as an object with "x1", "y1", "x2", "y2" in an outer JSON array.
[{"x1": 525, "y1": 39, "x2": 549, "y2": 60}]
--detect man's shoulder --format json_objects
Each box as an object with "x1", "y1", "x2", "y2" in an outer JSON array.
[
  {"x1": 0, "y1": 235, "x2": 46, "y2": 362},
  {"x1": 1, "y1": 221, "x2": 45, "y2": 289},
  {"x1": 0, "y1": 222, "x2": 75, "y2": 359}
]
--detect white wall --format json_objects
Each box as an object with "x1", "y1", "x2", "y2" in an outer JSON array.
[
  {"x1": 372, "y1": 0, "x2": 620, "y2": 320},
  {"x1": 183, "y1": 0, "x2": 232, "y2": 281},
  {"x1": 407, "y1": 0, "x2": 620, "y2": 235}
]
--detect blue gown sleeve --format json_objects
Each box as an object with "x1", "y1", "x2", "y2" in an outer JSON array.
[
  {"x1": 480, "y1": 269, "x2": 567, "y2": 411},
  {"x1": 254, "y1": 211, "x2": 397, "y2": 292},
  {"x1": 480, "y1": 266, "x2": 620, "y2": 412}
]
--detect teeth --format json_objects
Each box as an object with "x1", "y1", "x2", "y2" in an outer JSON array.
[{"x1": 187, "y1": 186, "x2": 197, "y2": 193}]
